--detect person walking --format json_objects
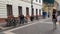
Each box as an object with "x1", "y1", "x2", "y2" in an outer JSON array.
[
  {"x1": 52, "y1": 9, "x2": 57, "y2": 29},
  {"x1": 20, "y1": 14, "x2": 24, "y2": 24}
]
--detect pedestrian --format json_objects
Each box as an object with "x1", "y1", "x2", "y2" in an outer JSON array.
[
  {"x1": 52, "y1": 9, "x2": 57, "y2": 29},
  {"x1": 20, "y1": 14, "x2": 24, "y2": 24},
  {"x1": 56, "y1": 11, "x2": 60, "y2": 24}
]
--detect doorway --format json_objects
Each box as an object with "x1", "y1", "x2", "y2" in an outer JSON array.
[
  {"x1": 18, "y1": 6, "x2": 22, "y2": 16},
  {"x1": 26, "y1": 7, "x2": 29, "y2": 16}
]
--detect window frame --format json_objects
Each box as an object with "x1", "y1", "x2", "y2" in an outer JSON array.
[{"x1": 7, "y1": 5, "x2": 13, "y2": 17}]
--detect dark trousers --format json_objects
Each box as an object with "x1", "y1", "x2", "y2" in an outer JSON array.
[{"x1": 20, "y1": 19, "x2": 24, "y2": 24}]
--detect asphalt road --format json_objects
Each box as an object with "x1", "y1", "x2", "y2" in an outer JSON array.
[
  {"x1": 2, "y1": 18, "x2": 60, "y2": 34},
  {"x1": 12, "y1": 23, "x2": 54, "y2": 34}
]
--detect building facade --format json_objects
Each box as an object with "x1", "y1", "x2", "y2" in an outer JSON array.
[
  {"x1": 53, "y1": 1, "x2": 59, "y2": 10},
  {"x1": 33, "y1": 0, "x2": 42, "y2": 17},
  {"x1": 42, "y1": 0, "x2": 59, "y2": 18},
  {"x1": 0, "y1": 0, "x2": 42, "y2": 23}
]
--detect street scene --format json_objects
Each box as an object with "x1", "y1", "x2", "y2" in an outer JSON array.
[{"x1": 0, "y1": 0, "x2": 60, "y2": 34}]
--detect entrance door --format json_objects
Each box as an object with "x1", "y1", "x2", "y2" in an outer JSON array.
[
  {"x1": 36, "y1": 9, "x2": 38, "y2": 15},
  {"x1": 7, "y1": 5, "x2": 13, "y2": 17},
  {"x1": 39, "y1": 9, "x2": 41, "y2": 16},
  {"x1": 36, "y1": 9, "x2": 38, "y2": 19},
  {"x1": 26, "y1": 7, "x2": 29, "y2": 16},
  {"x1": 18, "y1": 6, "x2": 22, "y2": 15}
]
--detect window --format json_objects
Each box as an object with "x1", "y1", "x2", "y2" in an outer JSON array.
[
  {"x1": 26, "y1": 7, "x2": 29, "y2": 16},
  {"x1": 18, "y1": 6, "x2": 22, "y2": 15},
  {"x1": 36, "y1": 0, "x2": 38, "y2": 2},
  {"x1": 39, "y1": 0, "x2": 41, "y2": 3},
  {"x1": 7, "y1": 5, "x2": 13, "y2": 16},
  {"x1": 39, "y1": 9, "x2": 41, "y2": 15}
]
